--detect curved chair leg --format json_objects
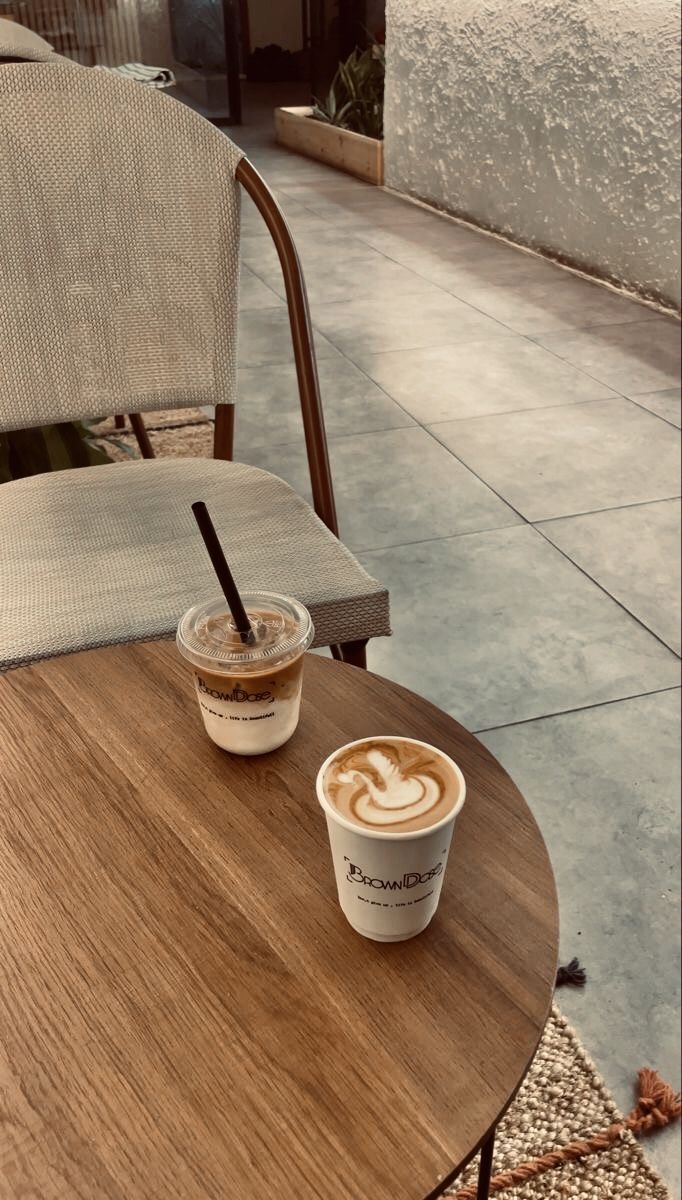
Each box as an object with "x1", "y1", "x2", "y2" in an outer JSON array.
[
  {"x1": 236, "y1": 157, "x2": 338, "y2": 536},
  {"x1": 114, "y1": 414, "x2": 126, "y2": 429},
  {"x1": 213, "y1": 403, "x2": 235, "y2": 460},
  {"x1": 129, "y1": 413, "x2": 155, "y2": 459},
  {"x1": 339, "y1": 639, "x2": 368, "y2": 669}
]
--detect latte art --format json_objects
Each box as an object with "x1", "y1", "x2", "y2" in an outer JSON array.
[
  {"x1": 338, "y1": 747, "x2": 444, "y2": 827},
  {"x1": 325, "y1": 738, "x2": 461, "y2": 834}
]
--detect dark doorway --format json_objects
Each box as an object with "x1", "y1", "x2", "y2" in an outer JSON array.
[
  {"x1": 170, "y1": 0, "x2": 242, "y2": 122},
  {"x1": 308, "y1": 0, "x2": 385, "y2": 97},
  {"x1": 170, "y1": 0, "x2": 386, "y2": 125}
]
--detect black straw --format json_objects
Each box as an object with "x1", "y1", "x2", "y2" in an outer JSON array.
[{"x1": 191, "y1": 502, "x2": 254, "y2": 644}]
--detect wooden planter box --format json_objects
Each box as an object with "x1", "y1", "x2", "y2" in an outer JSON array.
[{"x1": 275, "y1": 106, "x2": 384, "y2": 186}]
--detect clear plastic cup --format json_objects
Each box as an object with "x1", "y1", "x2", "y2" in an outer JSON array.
[{"x1": 177, "y1": 592, "x2": 314, "y2": 755}]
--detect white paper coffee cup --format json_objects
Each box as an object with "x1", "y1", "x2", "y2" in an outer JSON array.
[{"x1": 316, "y1": 736, "x2": 466, "y2": 942}]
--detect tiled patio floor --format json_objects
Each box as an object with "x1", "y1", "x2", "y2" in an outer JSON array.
[{"x1": 228, "y1": 100, "x2": 681, "y2": 1190}]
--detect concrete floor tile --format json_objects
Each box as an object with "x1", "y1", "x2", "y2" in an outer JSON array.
[
  {"x1": 356, "y1": 228, "x2": 571, "y2": 290},
  {"x1": 240, "y1": 228, "x2": 371, "y2": 278},
  {"x1": 534, "y1": 319, "x2": 681, "y2": 394},
  {"x1": 298, "y1": 189, "x2": 439, "y2": 227},
  {"x1": 254, "y1": 247, "x2": 441, "y2": 306},
  {"x1": 238, "y1": 308, "x2": 340, "y2": 367},
  {"x1": 537, "y1": 500, "x2": 682, "y2": 654},
  {"x1": 239, "y1": 266, "x2": 284, "y2": 311},
  {"x1": 628, "y1": 388, "x2": 681, "y2": 429},
  {"x1": 430, "y1": 398, "x2": 681, "y2": 521},
  {"x1": 240, "y1": 426, "x2": 521, "y2": 551},
  {"x1": 355, "y1": 218, "x2": 503, "y2": 260},
  {"x1": 235, "y1": 357, "x2": 415, "y2": 451},
  {"x1": 451, "y1": 274, "x2": 661, "y2": 334},
  {"x1": 359, "y1": 526, "x2": 680, "y2": 730},
  {"x1": 311, "y1": 291, "x2": 511, "y2": 357},
  {"x1": 251, "y1": 157, "x2": 352, "y2": 187},
  {"x1": 359, "y1": 338, "x2": 617, "y2": 423},
  {"x1": 239, "y1": 189, "x2": 326, "y2": 237},
  {"x1": 277, "y1": 180, "x2": 383, "y2": 205}
]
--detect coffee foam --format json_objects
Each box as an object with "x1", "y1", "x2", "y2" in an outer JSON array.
[{"x1": 323, "y1": 738, "x2": 460, "y2": 833}]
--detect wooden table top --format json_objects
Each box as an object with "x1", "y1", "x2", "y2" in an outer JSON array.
[{"x1": 0, "y1": 643, "x2": 558, "y2": 1200}]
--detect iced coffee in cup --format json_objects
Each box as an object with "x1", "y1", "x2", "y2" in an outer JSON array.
[
  {"x1": 317, "y1": 736, "x2": 466, "y2": 941},
  {"x1": 177, "y1": 592, "x2": 314, "y2": 755}
]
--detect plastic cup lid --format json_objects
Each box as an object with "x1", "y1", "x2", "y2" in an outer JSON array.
[{"x1": 177, "y1": 591, "x2": 314, "y2": 673}]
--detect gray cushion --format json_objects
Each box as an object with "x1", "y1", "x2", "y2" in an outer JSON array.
[{"x1": 0, "y1": 458, "x2": 390, "y2": 669}]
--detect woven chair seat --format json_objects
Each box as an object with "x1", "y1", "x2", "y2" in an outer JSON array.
[{"x1": 0, "y1": 458, "x2": 390, "y2": 670}]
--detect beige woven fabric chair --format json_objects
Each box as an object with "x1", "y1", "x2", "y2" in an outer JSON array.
[
  {"x1": 0, "y1": 16, "x2": 56, "y2": 60},
  {"x1": 0, "y1": 44, "x2": 390, "y2": 670}
]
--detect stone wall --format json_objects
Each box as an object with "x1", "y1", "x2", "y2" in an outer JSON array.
[{"x1": 384, "y1": 0, "x2": 681, "y2": 307}]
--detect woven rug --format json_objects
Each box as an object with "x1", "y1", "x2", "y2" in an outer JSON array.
[
  {"x1": 88, "y1": 409, "x2": 213, "y2": 460},
  {"x1": 88, "y1": 414, "x2": 677, "y2": 1200},
  {"x1": 448, "y1": 1007, "x2": 672, "y2": 1200}
]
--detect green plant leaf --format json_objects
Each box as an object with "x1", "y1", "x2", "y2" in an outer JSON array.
[
  {"x1": 339, "y1": 61, "x2": 357, "y2": 101},
  {"x1": 335, "y1": 101, "x2": 355, "y2": 127},
  {"x1": 314, "y1": 40, "x2": 385, "y2": 138}
]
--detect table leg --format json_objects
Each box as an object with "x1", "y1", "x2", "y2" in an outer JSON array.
[{"x1": 476, "y1": 1128, "x2": 495, "y2": 1200}]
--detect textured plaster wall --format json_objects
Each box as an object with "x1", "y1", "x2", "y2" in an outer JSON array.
[{"x1": 384, "y1": 0, "x2": 681, "y2": 307}]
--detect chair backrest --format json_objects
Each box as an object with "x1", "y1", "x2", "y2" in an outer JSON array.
[
  {"x1": 0, "y1": 47, "x2": 243, "y2": 432},
  {"x1": 0, "y1": 16, "x2": 55, "y2": 61}
]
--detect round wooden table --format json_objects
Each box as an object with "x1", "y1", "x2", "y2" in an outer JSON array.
[{"x1": 0, "y1": 644, "x2": 558, "y2": 1200}]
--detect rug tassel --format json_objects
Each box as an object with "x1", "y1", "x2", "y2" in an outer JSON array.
[
  {"x1": 555, "y1": 957, "x2": 586, "y2": 987},
  {"x1": 451, "y1": 1069, "x2": 681, "y2": 1199}
]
